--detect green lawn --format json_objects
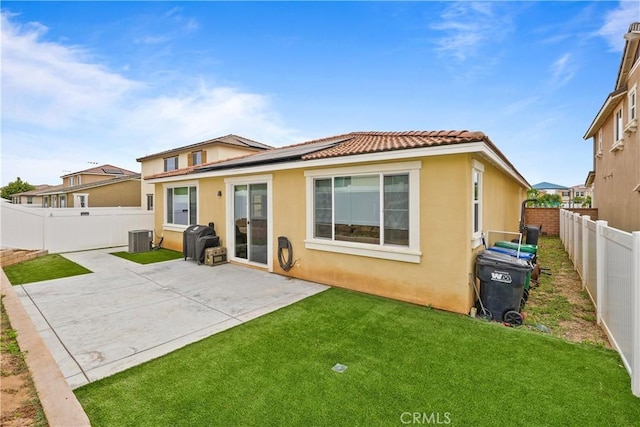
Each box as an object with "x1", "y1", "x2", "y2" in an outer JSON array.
[
  {"x1": 110, "y1": 249, "x2": 183, "y2": 264},
  {"x1": 2, "y1": 254, "x2": 91, "y2": 285},
  {"x1": 75, "y1": 288, "x2": 640, "y2": 426}
]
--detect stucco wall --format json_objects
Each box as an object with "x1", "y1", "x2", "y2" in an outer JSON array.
[
  {"x1": 591, "y1": 59, "x2": 640, "y2": 232},
  {"x1": 66, "y1": 180, "x2": 141, "y2": 208},
  {"x1": 154, "y1": 153, "x2": 527, "y2": 315}
]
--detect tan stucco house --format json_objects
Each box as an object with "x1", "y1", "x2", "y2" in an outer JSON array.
[
  {"x1": 34, "y1": 164, "x2": 140, "y2": 208},
  {"x1": 11, "y1": 185, "x2": 54, "y2": 206},
  {"x1": 136, "y1": 134, "x2": 272, "y2": 211},
  {"x1": 144, "y1": 130, "x2": 529, "y2": 315},
  {"x1": 584, "y1": 22, "x2": 640, "y2": 232}
]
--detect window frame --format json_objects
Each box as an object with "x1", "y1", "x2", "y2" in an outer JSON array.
[
  {"x1": 596, "y1": 129, "x2": 603, "y2": 157},
  {"x1": 629, "y1": 85, "x2": 637, "y2": 122},
  {"x1": 164, "y1": 156, "x2": 179, "y2": 172},
  {"x1": 471, "y1": 160, "x2": 484, "y2": 248},
  {"x1": 304, "y1": 161, "x2": 421, "y2": 263},
  {"x1": 163, "y1": 181, "x2": 198, "y2": 231},
  {"x1": 614, "y1": 107, "x2": 624, "y2": 143},
  {"x1": 146, "y1": 194, "x2": 154, "y2": 211}
]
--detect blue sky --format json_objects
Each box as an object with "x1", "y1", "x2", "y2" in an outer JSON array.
[{"x1": 1, "y1": 1, "x2": 639, "y2": 187}]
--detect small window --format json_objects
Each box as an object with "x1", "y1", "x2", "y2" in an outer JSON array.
[
  {"x1": 146, "y1": 194, "x2": 154, "y2": 211},
  {"x1": 189, "y1": 150, "x2": 206, "y2": 166},
  {"x1": 27, "y1": 196, "x2": 33, "y2": 204},
  {"x1": 60, "y1": 195, "x2": 66, "y2": 208},
  {"x1": 597, "y1": 129, "x2": 603, "y2": 156},
  {"x1": 166, "y1": 186, "x2": 197, "y2": 226},
  {"x1": 472, "y1": 163, "x2": 483, "y2": 240},
  {"x1": 629, "y1": 86, "x2": 637, "y2": 122},
  {"x1": 164, "y1": 156, "x2": 179, "y2": 172},
  {"x1": 69, "y1": 176, "x2": 74, "y2": 186},
  {"x1": 614, "y1": 108, "x2": 623, "y2": 143}
]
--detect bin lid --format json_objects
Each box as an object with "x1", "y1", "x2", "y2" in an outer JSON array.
[
  {"x1": 477, "y1": 250, "x2": 531, "y2": 269},
  {"x1": 494, "y1": 240, "x2": 537, "y2": 253},
  {"x1": 486, "y1": 246, "x2": 535, "y2": 261}
]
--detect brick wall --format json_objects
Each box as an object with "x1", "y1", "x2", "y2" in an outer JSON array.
[
  {"x1": 0, "y1": 249, "x2": 48, "y2": 267},
  {"x1": 524, "y1": 208, "x2": 598, "y2": 237}
]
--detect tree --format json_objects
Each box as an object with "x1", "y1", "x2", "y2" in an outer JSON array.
[
  {"x1": 572, "y1": 196, "x2": 584, "y2": 207},
  {"x1": 1, "y1": 177, "x2": 35, "y2": 200},
  {"x1": 584, "y1": 195, "x2": 592, "y2": 208},
  {"x1": 539, "y1": 193, "x2": 562, "y2": 207}
]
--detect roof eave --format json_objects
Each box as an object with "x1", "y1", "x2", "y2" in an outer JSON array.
[{"x1": 583, "y1": 87, "x2": 627, "y2": 139}]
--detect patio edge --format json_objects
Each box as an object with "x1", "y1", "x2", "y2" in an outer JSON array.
[{"x1": 1, "y1": 270, "x2": 91, "y2": 427}]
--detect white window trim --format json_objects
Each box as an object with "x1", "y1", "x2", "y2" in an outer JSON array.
[
  {"x1": 163, "y1": 180, "x2": 199, "y2": 232},
  {"x1": 471, "y1": 160, "x2": 484, "y2": 249},
  {"x1": 625, "y1": 84, "x2": 637, "y2": 134},
  {"x1": 73, "y1": 193, "x2": 89, "y2": 208},
  {"x1": 612, "y1": 107, "x2": 624, "y2": 151},
  {"x1": 164, "y1": 156, "x2": 179, "y2": 172},
  {"x1": 304, "y1": 161, "x2": 421, "y2": 263},
  {"x1": 596, "y1": 129, "x2": 603, "y2": 158}
]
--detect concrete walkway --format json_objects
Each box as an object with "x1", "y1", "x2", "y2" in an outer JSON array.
[{"x1": 14, "y1": 248, "x2": 328, "y2": 389}]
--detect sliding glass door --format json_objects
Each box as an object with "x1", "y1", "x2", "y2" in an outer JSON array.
[{"x1": 232, "y1": 183, "x2": 268, "y2": 265}]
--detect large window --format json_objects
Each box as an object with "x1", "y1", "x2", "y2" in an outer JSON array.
[
  {"x1": 164, "y1": 156, "x2": 179, "y2": 172},
  {"x1": 471, "y1": 160, "x2": 484, "y2": 247},
  {"x1": 166, "y1": 186, "x2": 197, "y2": 226},
  {"x1": 306, "y1": 162, "x2": 420, "y2": 263},
  {"x1": 314, "y1": 174, "x2": 408, "y2": 246}
]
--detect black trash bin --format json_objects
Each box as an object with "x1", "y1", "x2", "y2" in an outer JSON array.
[
  {"x1": 183, "y1": 225, "x2": 216, "y2": 262},
  {"x1": 524, "y1": 225, "x2": 541, "y2": 246},
  {"x1": 475, "y1": 251, "x2": 531, "y2": 325}
]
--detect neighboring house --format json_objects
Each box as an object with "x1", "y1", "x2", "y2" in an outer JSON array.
[
  {"x1": 136, "y1": 134, "x2": 272, "y2": 211},
  {"x1": 569, "y1": 184, "x2": 593, "y2": 207},
  {"x1": 583, "y1": 22, "x2": 640, "y2": 232},
  {"x1": 36, "y1": 164, "x2": 140, "y2": 208},
  {"x1": 11, "y1": 185, "x2": 54, "y2": 206},
  {"x1": 532, "y1": 181, "x2": 570, "y2": 206},
  {"x1": 143, "y1": 130, "x2": 529, "y2": 315}
]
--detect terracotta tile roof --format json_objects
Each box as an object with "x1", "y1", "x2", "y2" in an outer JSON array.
[
  {"x1": 301, "y1": 130, "x2": 488, "y2": 160},
  {"x1": 61, "y1": 164, "x2": 137, "y2": 178},
  {"x1": 144, "y1": 130, "x2": 527, "y2": 187},
  {"x1": 136, "y1": 134, "x2": 272, "y2": 162}
]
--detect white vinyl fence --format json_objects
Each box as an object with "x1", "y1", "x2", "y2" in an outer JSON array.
[
  {"x1": 1, "y1": 201, "x2": 154, "y2": 253},
  {"x1": 559, "y1": 209, "x2": 640, "y2": 397}
]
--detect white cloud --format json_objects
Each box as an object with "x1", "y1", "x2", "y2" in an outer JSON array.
[
  {"x1": 0, "y1": 12, "x2": 298, "y2": 185},
  {"x1": 597, "y1": 1, "x2": 640, "y2": 52},
  {"x1": 550, "y1": 53, "x2": 575, "y2": 87},
  {"x1": 431, "y1": 2, "x2": 514, "y2": 62}
]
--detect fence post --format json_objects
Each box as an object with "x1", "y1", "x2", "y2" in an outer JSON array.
[
  {"x1": 632, "y1": 231, "x2": 640, "y2": 397},
  {"x1": 573, "y1": 213, "x2": 580, "y2": 264},
  {"x1": 595, "y1": 220, "x2": 607, "y2": 325},
  {"x1": 559, "y1": 209, "x2": 564, "y2": 244},
  {"x1": 581, "y1": 215, "x2": 590, "y2": 289}
]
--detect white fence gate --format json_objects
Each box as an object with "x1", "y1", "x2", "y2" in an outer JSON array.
[
  {"x1": 1, "y1": 201, "x2": 154, "y2": 253},
  {"x1": 559, "y1": 209, "x2": 640, "y2": 397}
]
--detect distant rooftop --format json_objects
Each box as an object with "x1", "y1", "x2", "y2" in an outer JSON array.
[
  {"x1": 60, "y1": 164, "x2": 137, "y2": 178},
  {"x1": 532, "y1": 181, "x2": 569, "y2": 190},
  {"x1": 136, "y1": 134, "x2": 272, "y2": 162}
]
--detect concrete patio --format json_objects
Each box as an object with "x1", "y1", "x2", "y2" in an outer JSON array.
[{"x1": 14, "y1": 248, "x2": 328, "y2": 389}]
